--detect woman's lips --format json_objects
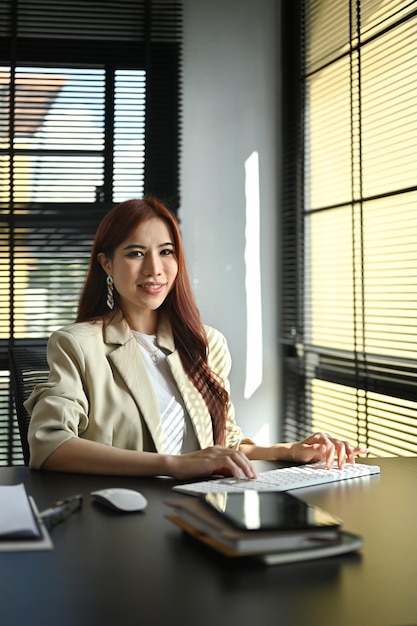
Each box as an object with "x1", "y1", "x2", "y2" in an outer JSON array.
[{"x1": 138, "y1": 282, "x2": 165, "y2": 295}]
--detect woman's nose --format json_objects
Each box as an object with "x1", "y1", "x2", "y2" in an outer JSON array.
[{"x1": 143, "y1": 252, "x2": 162, "y2": 276}]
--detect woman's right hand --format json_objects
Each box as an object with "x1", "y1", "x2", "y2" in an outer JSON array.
[{"x1": 167, "y1": 445, "x2": 257, "y2": 481}]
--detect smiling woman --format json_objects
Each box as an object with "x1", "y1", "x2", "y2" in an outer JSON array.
[{"x1": 24, "y1": 197, "x2": 367, "y2": 479}]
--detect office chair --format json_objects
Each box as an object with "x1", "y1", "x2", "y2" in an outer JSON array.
[{"x1": 8, "y1": 345, "x2": 49, "y2": 466}]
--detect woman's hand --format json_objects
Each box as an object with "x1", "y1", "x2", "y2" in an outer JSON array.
[
  {"x1": 167, "y1": 445, "x2": 257, "y2": 481},
  {"x1": 288, "y1": 432, "x2": 368, "y2": 469}
]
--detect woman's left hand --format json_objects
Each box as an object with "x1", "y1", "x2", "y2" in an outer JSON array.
[{"x1": 289, "y1": 432, "x2": 368, "y2": 469}]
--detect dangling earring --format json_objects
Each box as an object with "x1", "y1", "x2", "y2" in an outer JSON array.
[{"x1": 106, "y1": 275, "x2": 114, "y2": 310}]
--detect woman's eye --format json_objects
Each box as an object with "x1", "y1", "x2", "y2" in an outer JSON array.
[
  {"x1": 127, "y1": 250, "x2": 143, "y2": 257},
  {"x1": 161, "y1": 248, "x2": 175, "y2": 256}
]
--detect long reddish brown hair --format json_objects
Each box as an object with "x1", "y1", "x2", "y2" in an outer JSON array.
[{"x1": 77, "y1": 197, "x2": 228, "y2": 445}]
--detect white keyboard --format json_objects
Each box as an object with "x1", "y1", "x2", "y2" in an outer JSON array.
[{"x1": 172, "y1": 462, "x2": 380, "y2": 495}]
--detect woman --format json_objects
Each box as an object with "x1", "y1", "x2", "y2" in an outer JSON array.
[{"x1": 26, "y1": 197, "x2": 366, "y2": 478}]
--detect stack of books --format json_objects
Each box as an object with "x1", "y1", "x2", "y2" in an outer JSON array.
[{"x1": 165, "y1": 490, "x2": 363, "y2": 565}]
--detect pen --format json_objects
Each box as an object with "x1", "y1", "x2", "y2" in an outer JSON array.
[{"x1": 39, "y1": 494, "x2": 83, "y2": 530}]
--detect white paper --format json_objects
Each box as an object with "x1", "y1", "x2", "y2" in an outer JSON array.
[{"x1": 0, "y1": 483, "x2": 41, "y2": 538}]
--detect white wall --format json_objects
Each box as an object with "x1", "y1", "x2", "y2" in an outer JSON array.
[{"x1": 180, "y1": 0, "x2": 282, "y2": 444}]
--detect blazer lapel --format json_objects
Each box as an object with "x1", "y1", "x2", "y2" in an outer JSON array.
[{"x1": 104, "y1": 321, "x2": 164, "y2": 452}]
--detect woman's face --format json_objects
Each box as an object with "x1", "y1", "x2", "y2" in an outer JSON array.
[{"x1": 99, "y1": 217, "x2": 178, "y2": 331}]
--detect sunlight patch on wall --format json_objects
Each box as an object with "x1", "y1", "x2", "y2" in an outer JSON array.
[
  {"x1": 253, "y1": 422, "x2": 270, "y2": 446},
  {"x1": 244, "y1": 151, "x2": 263, "y2": 399}
]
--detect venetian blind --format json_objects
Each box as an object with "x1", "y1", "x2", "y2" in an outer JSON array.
[
  {"x1": 0, "y1": 0, "x2": 182, "y2": 464},
  {"x1": 282, "y1": 0, "x2": 417, "y2": 456}
]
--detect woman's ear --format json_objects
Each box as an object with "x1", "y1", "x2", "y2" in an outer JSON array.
[{"x1": 97, "y1": 252, "x2": 112, "y2": 275}]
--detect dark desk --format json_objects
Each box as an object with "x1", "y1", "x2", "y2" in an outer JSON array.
[{"x1": 1, "y1": 457, "x2": 416, "y2": 626}]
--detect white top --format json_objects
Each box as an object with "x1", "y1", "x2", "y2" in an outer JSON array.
[{"x1": 132, "y1": 331, "x2": 199, "y2": 454}]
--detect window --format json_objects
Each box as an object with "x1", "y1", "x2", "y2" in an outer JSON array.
[
  {"x1": 1, "y1": 67, "x2": 146, "y2": 337},
  {"x1": 282, "y1": 0, "x2": 417, "y2": 455},
  {"x1": 0, "y1": 0, "x2": 182, "y2": 464}
]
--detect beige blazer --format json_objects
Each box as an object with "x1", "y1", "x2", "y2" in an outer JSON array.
[{"x1": 26, "y1": 314, "x2": 249, "y2": 468}]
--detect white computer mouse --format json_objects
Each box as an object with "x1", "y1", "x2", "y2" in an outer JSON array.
[{"x1": 91, "y1": 488, "x2": 148, "y2": 512}]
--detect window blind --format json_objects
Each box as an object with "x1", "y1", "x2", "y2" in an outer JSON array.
[
  {"x1": 281, "y1": 0, "x2": 417, "y2": 456},
  {"x1": 0, "y1": 0, "x2": 182, "y2": 465}
]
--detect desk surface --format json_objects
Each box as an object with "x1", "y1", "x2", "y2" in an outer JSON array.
[{"x1": 1, "y1": 457, "x2": 416, "y2": 626}]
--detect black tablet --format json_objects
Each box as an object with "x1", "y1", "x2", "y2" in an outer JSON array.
[{"x1": 201, "y1": 490, "x2": 342, "y2": 532}]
